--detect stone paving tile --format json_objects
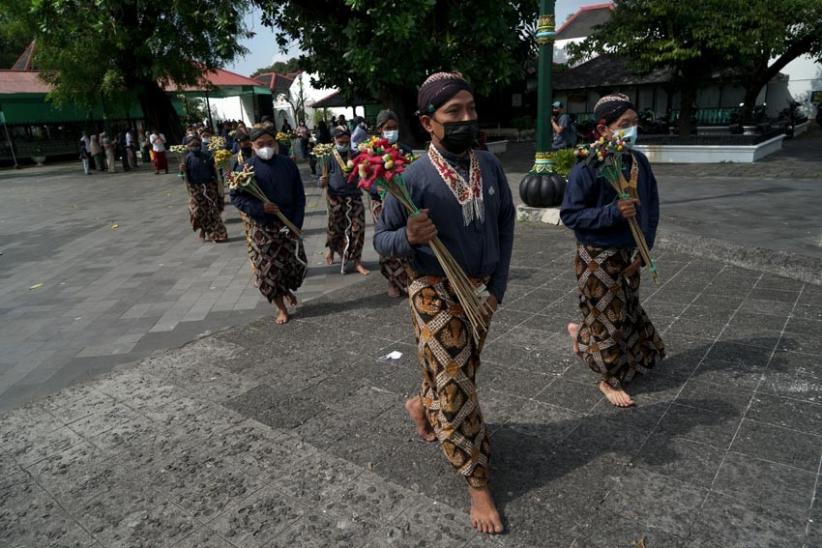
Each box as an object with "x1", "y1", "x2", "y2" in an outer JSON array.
[{"x1": 1, "y1": 220, "x2": 820, "y2": 546}]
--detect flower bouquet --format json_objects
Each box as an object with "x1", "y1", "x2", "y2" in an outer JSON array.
[
  {"x1": 349, "y1": 137, "x2": 492, "y2": 343},
  {"x1": 207, "y1": 137, "x2": 227, "y2": 151},
  {"x1": 575, "y1": 134, "x2": 658, "y2": 283},
  {"x1": 169, "y1": 144, "x2": 187, "y2": 154},
  {"x1": 275, "y1": 132, "x2": 290, "y2": 147},
  {"x1": 227, "y1": 167, "x2": 302, "y2": 241},
  {"x1": 213, "y1": 148, "x2": 233, "y2": 168},
  {"x1": 312, "y1": 143, "x2": 335, "y2": 178}
]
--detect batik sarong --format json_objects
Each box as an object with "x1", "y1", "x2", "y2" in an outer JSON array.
[
  {"x1": 187, "y1": 181, "x2": 228, "y2": 241},
  {"x1": 241, "y1": 214, "x2": 307, "y2": 302},
  {"x1": 408, "y1": 270, "x2": 491, "y2": 489},
  {"x1": 574, "y1": 243, "x2": 665, "y2": 387},
  {"x1": 370, "y1": 199, "x2": 409, "y2": 294},
  {"x1": 326, "y1": 193, "x2": 365, "y2": 263}
]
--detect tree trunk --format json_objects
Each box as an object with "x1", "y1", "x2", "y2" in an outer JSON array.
[
  {"x1": 137, "y1": 80, "x2": 183, "y2": 144},
  {"x1": 677, "y1": 84, "x2": 698, "y2": 137}
]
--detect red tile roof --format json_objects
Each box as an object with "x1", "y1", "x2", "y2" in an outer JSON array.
[
  {"x1": 253, "y1": 71, "x2": 296, "y2": 92},
  {"x1": 11, "y1": 41, "x2": 36, "y2": 71},
  {"x1": 0, "y1": 70, "x2": 51, "y2": 94}
]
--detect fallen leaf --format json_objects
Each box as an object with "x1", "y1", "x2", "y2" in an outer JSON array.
[
  {"x1": 111, "y1": 224, "x2": 119, "y2": 229},
  {"x1": 29, "y1": 283, "x2": 43, "y2": 290}
]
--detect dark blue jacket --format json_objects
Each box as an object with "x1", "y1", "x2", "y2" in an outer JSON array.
[
  {"x1": 184, "y1": 150, "x2": 217, "y2": 185},
  {"x1": 374, "y1": 150, "x2": 515, "y2": 303},
  {"x1": 324, "y1": 151, "x2": 360, "y2": 197},
  {"x1": 230, "y1": 154, "x2": 306, "y2": 229},
  {"x1": 560, "y1": 150, "x2": 660, "y2": 249}
]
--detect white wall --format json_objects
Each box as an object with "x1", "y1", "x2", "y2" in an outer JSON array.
[
  {"x1": 780, "y1": 54, "x2": 822, "y2": 116},
  {"x1": 206, "y1": 96, "x2": 256, "y2": 126}
]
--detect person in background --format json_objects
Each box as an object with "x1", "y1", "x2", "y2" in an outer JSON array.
[
  {"x1": 350, "y1": 116, "x2": 369, "y2": 150},
  {"x1": 231, "y1": 134, "x2": 254, "y2": 172},
  {"x1": 125, "y1": 128, "x2": 138, "y2": 167},
  {"x1": 117, "y1": 131, "x2": 130, "y2": 172},
  {"x1": 90, "y1": 134, "x2": 104, "y2": 171},
  {"x1": 551, "y1": 100, "x2": 577, "y2": 150},
  {"x1": 315, "y1": 120, "x2": 332, "y2": 145},
  {"x1": 149, "y1": 129, "x2": 169, "y2": 174},
  {"x1": 369, "y1": 109, "x2": 411, "y2": 297},
  {"x1": 101, "y1": 132, "x2": 115, "y2": 173},
  {"x1": 319, "y1": 126, "x2": 369, "y2": 276},
  {"x1": 140, "y1": 131, "x2": 151, "y2": 165},
  {"x1": 183, "y1": 135, "x2": 228, "y2": 243},
  {"x1": 79, "y1": 132, "x2": 92, "y2": 175},
  {"x1": 296, "y1": 120, "x2": 310, "y2": 161}
]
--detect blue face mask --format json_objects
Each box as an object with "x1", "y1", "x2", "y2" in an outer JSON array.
[
  {"x1": 336, "y1": 143, "x2": 350, "y2": 154},
  {"x1": 618, "y1": 125, "x2": 638, "y2": 146},
  {"x1": 382, "y1": 130, "x2": 399, "y2": 144}
]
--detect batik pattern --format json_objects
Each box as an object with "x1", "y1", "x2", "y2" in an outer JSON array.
[
  {"x1": 326, "y1": 194, "x2": 365, "y2": 263},
  {"x1": 187, "y1": 181, "x2": 228, "y2": 241},
  {"x1": 574, "y1": 243, "x2": 665, "y2": 387},
  {"x1": 408, "y1": 273, "x2": 490, "y2": 488},
  {"x1": 241, "y1": 214, "x2": 306, "y2": 302}
]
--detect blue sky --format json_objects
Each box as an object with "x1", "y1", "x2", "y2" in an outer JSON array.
[{"x1": 227, "y1": 0, "x2": 603, "y2": 76}]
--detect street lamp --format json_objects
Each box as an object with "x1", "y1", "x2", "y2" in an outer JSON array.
[{"x1": 519, "y1": 0, "x2": 567, "y2": 209}]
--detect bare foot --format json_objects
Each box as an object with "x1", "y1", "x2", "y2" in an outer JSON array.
[
  {"x1": 387, "y1": 285, "x2": 401, "y2": 298},
  {"x1": 355, "y1": 263, "x2": 370, "y2": 276},
  {"x1": 285, "y1": 291, "x2": 297, "y2": 307},
  {"x1": 273, "y1": 296, "x2": 290, "y2": 325},
  {"x1": 567, "y1": 322, "x2": 581, "y2": 355},
  {"x1": 404, "y1": 397, "x2": 436, "y2": 442},
  {"x1": 598, "y1": 381, "x2": 635, "y2": 407},
  {"x1": 324, "y1": 249, "x2": 334, "y2": 265},
  {"x1": 469, "y1": 487, "x2": 504, "y2": 534}
]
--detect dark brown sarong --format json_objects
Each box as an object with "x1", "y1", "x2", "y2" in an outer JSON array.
[
  {"x1": 574, "y1": 243, "x2": 665, "y2": 387},
  {"x1": 408, "y1": 272, "x2": 490, "y2": 489},
  {"x1": 187, "y1": 181, "x2": 227, "y2": 241},
  {"x1": 326, "y1": 193, "x2": 365, "y2": 263},
  {"x1": 241, "y1": 214, "x2": 306, "y2": 302},
  {"x1": 370, "y1": 198, "x2": 409, "y2": 294}
]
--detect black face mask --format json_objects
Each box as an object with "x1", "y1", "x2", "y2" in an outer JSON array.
[{"x1": 437, "y1": 119, "x2": 479, "y2": 154}]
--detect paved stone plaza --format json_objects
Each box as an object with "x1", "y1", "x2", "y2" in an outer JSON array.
[
  {"x1": 0, "y1": 160, "x2": 377, "y2": 412},
  {"x1": 2, "y1": 139, "x2": 822, "y2": 546}
]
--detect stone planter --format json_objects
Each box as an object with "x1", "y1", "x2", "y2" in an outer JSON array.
[
  {"x1": 485, "y1": 140, "x2": 509, "y2": 155},
  {"x1": 634, "y1": 134, "x2": 785, "y2": 163},
  {"x1": 32, "y1": 155, "x2": 46, "y2": 166}
]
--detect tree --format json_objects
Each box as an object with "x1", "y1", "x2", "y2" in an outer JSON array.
[
  {"x1": 571, "y1": 0, "x2": 822, "y2": 134},
  {"x1": 724, "y1": 0, "x2": 822, "y2": 123},
  {"x1": 569, "y1": 0, "x2": 743, "y2": 137},
  {"x1": 254, "y1": 0, "x2": 536, "y2": 141},
  {"x1": 0, "y1": 0, "x2": 253, "y2": 142},
  {"x1": 252, "y1": 56, "x2": 301, "y2": 77},
  {"x1": 281, "y1": 73, "x2": 308, "y2": 124}
]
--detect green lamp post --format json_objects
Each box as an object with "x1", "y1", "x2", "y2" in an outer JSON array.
[{"x1": 519, "y1": 0, "x2": 567, "y2": 208}]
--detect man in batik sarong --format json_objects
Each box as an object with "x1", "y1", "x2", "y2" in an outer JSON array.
[
  {"x1": 560, "y1": 93, "x2": 665, "y2": 408},
  {"x1": 318, "y1": 126, "x2": 369, "y2": 276},
  {"x1": 375, "y1": 72, "x2": 515, "y2": 535},
  {"x1": 183, "y1": 135, "x2": 228, "y2": 243},
  {"x1": 230, "y1": 127, "x2": 307, "y2": 325},
  {"x1": 369, "y1": 109, "x2": 412, "y2": 297}
]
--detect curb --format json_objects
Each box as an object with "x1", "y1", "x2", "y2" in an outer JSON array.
[
  {"x1": 654, "y1": 228, "x2": 822, "y2": 286},
  {"x1": 517, "y1": 206, "x2": 821, "y2": 286}
]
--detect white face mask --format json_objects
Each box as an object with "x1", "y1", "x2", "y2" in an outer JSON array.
[
  {"x1": 256, "y1": 146, "x2": 275, "y2": 160},
  {"x1": 382, "y1": 130, "x2": 399, "y2": 144}
]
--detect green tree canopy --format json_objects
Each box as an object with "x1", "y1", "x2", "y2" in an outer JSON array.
[
  {"x1": 0, "y1": 0, "x2": 254, "y2": 141},
  {"x1": 251, "y1": 56, "x2": 302, "y2": 77},
  {"x1": 254, "y1": 0, "x2": 536, "y2": 138}
]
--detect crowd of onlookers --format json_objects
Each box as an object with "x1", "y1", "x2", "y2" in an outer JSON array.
[{"x1": 76, "y1": 112, "x2": 393, "y2": 177}]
